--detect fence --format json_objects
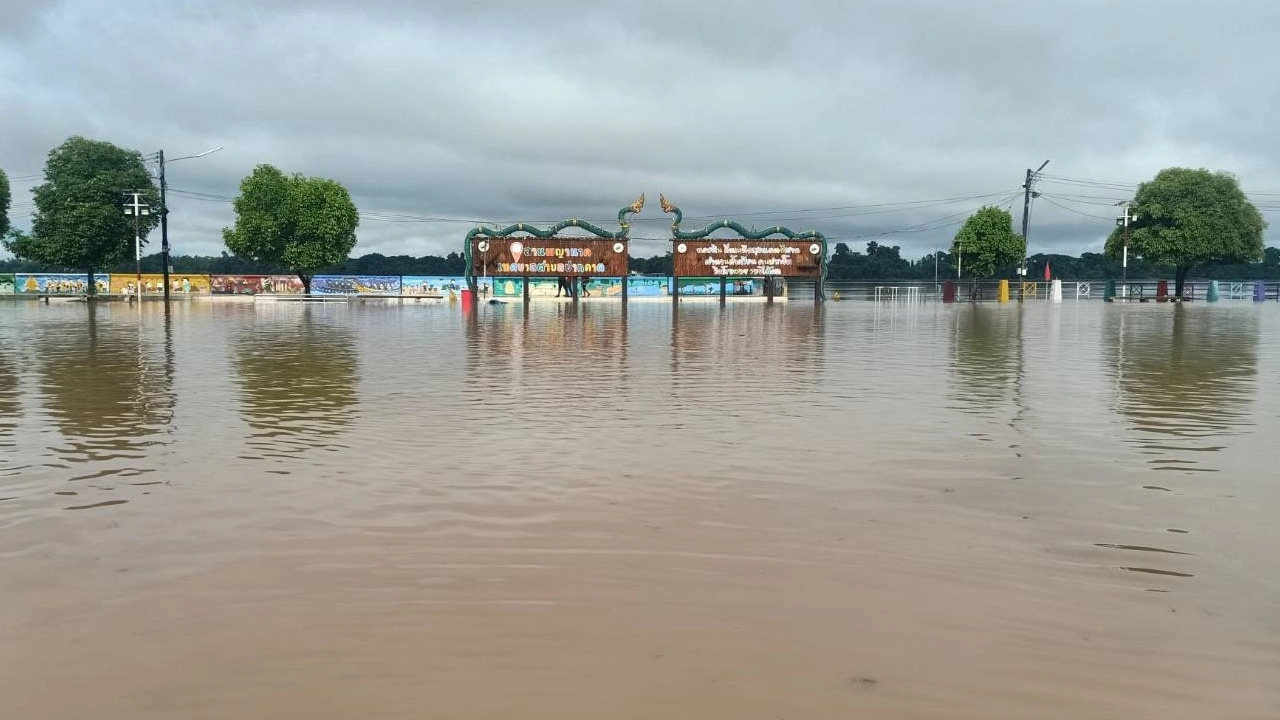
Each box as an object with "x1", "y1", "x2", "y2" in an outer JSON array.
[
  {"x1": 5, "y1": 273, "x2": 1280, "y2": 302},
  {"x1": 809, "y1": 279, "x2": 1280, "y2": 303},
  {"x1": 0, "y1": 273, "x2": 737, "y2": 299}
]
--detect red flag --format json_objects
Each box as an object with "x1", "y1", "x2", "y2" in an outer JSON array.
[{"x1": 1044, "y1": 262, "x2": 1051, "y2": 281}]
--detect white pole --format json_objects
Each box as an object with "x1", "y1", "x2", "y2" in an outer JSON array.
[
  {"x1": 134, "y1": 216, "x2": 142, "y2": 304},
  {"x1": 1122, "y1": 244, "x2": 1128, "y2": 299}
]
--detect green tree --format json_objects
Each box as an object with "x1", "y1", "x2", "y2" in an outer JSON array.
[
  {"x1": 223, "y1": 164, "x2": 359, "y2": 293},
  {"x1": 0, "y1": 167, "x2": 10, "y2": 238},
  {"x1": 2, "y1": 137, "x2": 157, "y2": 293},
  {"x1": 951, "y1": 206, "x2": 1024, "y2": 281},
  {"x1": 1105, "y1": 168, "x2": 1265, "y2": 297}
]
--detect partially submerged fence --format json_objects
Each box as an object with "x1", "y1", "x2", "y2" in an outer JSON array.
[{"x1": 813, "y1": 279, "x2": 1280, "y2": 303}]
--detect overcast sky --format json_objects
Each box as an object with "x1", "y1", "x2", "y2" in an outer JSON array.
[{"x1": 3, "y1": 0, "x2": 1278, "y2": 260}]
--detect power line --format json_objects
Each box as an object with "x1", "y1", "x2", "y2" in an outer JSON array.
[
  {"x1": 839, "y1": 192, "x2": 1024, "y2": 240},
  {"x1": 1038, "y1": 195, "x2": 1118, "y2": 220}
]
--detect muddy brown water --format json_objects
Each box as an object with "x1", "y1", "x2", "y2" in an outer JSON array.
[{"x1": 1, "y1": 299, "x2": 1278, "y2": 719}]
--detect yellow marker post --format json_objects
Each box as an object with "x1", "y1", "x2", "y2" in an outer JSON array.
[{"x1": 998, "y1": 279, "x2": 1010, "y2": 303}]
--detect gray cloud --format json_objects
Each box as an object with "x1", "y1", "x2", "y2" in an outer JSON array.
[{"x1": 2, "y1": 0, "x2": 1277, "y2": 261}]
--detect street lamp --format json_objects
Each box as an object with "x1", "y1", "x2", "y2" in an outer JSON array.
[
  {"x1": 151, "y1": 146, "x2": 223, "y2": 302},
  {"x1": 123, "y1": 193, "x2": 152, "y2": 303},
  {"x1": 1115, "y1": 201, "x2": 1136, "y2": 299}
]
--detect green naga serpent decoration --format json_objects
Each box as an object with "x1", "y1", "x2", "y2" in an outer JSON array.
[
  {"x1": 659, "y1": 194, "x2": 828, "y2": 299},
  {"x1": 465, "y1": 194, "x2": 645, "y2": 291}
]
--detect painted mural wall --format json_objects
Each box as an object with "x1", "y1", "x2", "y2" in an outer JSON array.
[
  {"x1": 14, "y1": 274, "x2": 111, "y2": 295},
  {"x1": 310, "y1": 276, "x2": 401, "y2": 295},
  {"x1": 0, "y1": 273, "x2": 735, "y2": 299},
  {"x1": 401, "y1": 276, "x2": 484, "y2": 298},
  {"x1": 211, "y1": 275, "x2": 307, "y2": 294},
  {"x1": 109, "y1": 274, "x2": 212, "y2": 295}
]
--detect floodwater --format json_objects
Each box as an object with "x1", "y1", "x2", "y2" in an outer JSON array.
[{"x1": 1, "y1": 298, "x2": 1278, "y2": 719}]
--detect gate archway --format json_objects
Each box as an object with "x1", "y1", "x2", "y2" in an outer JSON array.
[
  {"x1": 464, "y1": 195, "x2": 644, "y2": 303},
  {"x1": 660, "y1": 194, "x2": 827, "y2": 304}
]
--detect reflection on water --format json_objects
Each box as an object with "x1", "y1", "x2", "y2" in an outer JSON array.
[
  {"x1": 231, "y1": 308, "x2": 358, "y2": 466},
  {"x1": 0, "y1": 346, "x2": 17, "y2": 440},
  {"x1": 0, "y1": 345, "x2": 18, "y2": 489},
  {"x1": 948, "y1": 305, "x2": 1023, "y2": 419},
  {"x1": 670, "y1": 303, "x2": 825, "y2": 392},
  {"x1": 35, "y1": 304, "x2": 175, "y2": 466},
  {"x1": 1105, "y1": 307, "x2": 1258, "y2": 472},
  {"x1": 2, "y1": 300, "x2": 1279, "y2": 720}
]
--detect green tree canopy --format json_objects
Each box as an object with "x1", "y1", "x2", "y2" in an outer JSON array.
[
  {"x1": 222, "y1": 164, "x2": 359, "y2": 293},
  {"x1": 827, "y1": 241, "x2": 914, "y2": 279},
  {"x1": 950, "y1": 206, "x2": 1024, "y2": 280},
  {"x1": 2, "y1": 137, "x2": 157, "y2": 292},
  {"x1": 0, "y1": 167, "x2": 10, "y2": 238},
  {"x1": 1105, "y1": 168, "x2": 1266, "y2": 297}
]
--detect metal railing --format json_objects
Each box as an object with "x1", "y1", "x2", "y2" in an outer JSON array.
[{"x1": 797, "y1": 279, "x2": 1280, "y2": 302}]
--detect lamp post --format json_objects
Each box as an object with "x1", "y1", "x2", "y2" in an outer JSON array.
[
  {"x1": 123, "y1": 192, "x2": 151, "y2": 303},
  {"x1": 151, "y1": 146, "x2": 223, "y2": 302},
  {"x1": 1115, "y1": 201, "x2": 1135, "y2": 299}
]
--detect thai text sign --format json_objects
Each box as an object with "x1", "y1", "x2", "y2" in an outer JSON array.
[
  {"x1": 672, "y1": 240, "x2": 822, "y2": 277},
  {"x1": 472, "y1": 237, "x2": 628, "y2": 277}
]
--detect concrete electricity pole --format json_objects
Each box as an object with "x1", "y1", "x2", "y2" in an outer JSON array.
[
  {"x1": 149, "y1": 146, "x2": 222, "y2": 303},
  {"x1": 1115, "y1": 202, "x2": 1136, "y2": 298},
  {"x1": 1019, "y1": 160, "x2": 1050, "y2": 298},
  {"x1": 123, "y1": 192, "x2": 151, "y2": 303}
]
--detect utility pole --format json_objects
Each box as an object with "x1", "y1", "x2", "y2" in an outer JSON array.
[
  {"x1": 1115, "y1": 203, "x2": 1135, "y2": 299},
  {"x1": 934, "y1": 248, "x2": 939, "y2": 295},
  {"x1": 159, "y1": 149, "x2": 170, "y2": 303},
  {"x1": 149, "y1": 146, "x2": 222, "y2": 304},
  {"x1": 1020, "y1": 160, "x2": 1050, "y2": 299},
  {"x1": 123, "y1": 192, "x2": 151, "y2": 303}
]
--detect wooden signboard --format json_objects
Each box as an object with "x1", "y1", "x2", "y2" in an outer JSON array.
[
  {"x1": 471, "y1": 237, "x2": 628, "y2": 277},
  {"x1": 672, "y1": 239, "x2": 823, "y2": 278}
]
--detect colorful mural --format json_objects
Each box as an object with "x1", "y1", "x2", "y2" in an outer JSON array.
[
  {"x1": 627, "y1": 277, "x2": 670, "y2": 296},
  {"x1": 675, "y1": 278, "x2": 760, "y2": 296},
  {"x1": 1, "y1": 272, "x2": 770, "y2": 299},
  {"x1": 310, "y1": 275, "x2": 401, "y2": 295},
  {"x1": 492, "y1": 278, "x2": 559, "y2": 298},
  {"x1": 110, "y1": 273, "x2": 212, "y2": 295},
  {"x1": 15, "y1": 274, "x2": 111, "y2": 295},
  {"x1": 401, "y1": 276, "x2": 486, "y2": 298},
  {"x1": 210, "y1": 275, "x2": 306, "y2": 294},
  {"x1": 492, "y1": 277, "x2": 652, "y2": 298}
]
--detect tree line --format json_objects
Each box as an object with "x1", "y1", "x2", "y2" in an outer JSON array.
[
  {"x1": 946, "y1": 169, "x2": 1268, "y2": 296},
  {"x1": 1, "y1": 137, "x2": 1271, "y2": 294}
]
